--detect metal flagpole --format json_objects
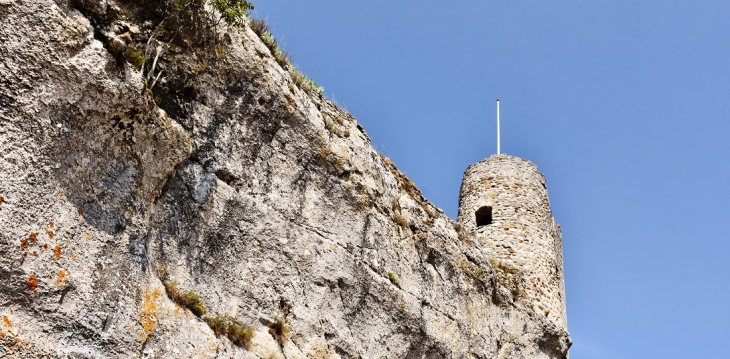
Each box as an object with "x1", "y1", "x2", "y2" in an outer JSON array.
[{"x1": 496, "y1": 99, "x2": 500, "y2": 154}]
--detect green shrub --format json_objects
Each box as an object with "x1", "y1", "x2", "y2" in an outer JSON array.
[
  {"x1": 172, "y1": 0, "x2": 253, "y2": 31},
  {"x1": 211, "y1": 0, "x2": 254, "y2": 28},
  {"x1": 172, "y1": 0, "x2": 207, "y2": 31}
]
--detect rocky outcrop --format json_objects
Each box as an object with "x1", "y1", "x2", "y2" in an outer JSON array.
[{"x1": 0, "y1": 0, "x2": 570, "y2": 357}]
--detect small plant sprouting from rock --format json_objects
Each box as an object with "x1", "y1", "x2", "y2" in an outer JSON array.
[
  {"x1": 263, "y1": 353, "x2": 282, "y2": 359},
  {"x1": 267, "y1": 317, "x2": 290, "y2": 345},
  {"x1": 424, "y1": 205, "x2": 440, "y2": 220},
  {"x1": 453, "y1": 223, "x2": 473, "y2": 245},
  {"x1": 204, "y1": 315, "x2": 256, "y2": 349},
  {"x1": 388, "y1": 271, "x2": 399, "y2": 287},
  {"x1": 322, "y1": 112, "x2": 350, "y2": 138},
  {"x1": 205, "y1": 315, "x2": 226, "y2": 333},
  {"x1": 291, "y1": 68, "x2": 324, "y2": 96},
  {"x1": 319, "y1": 144, "x2": 348, "y2": 174},
  {"x1": 489, "y1": 258, "x2": 524, "y2": 305},
  {"x1": 123, "y1": 45, "x2": 147, "y2": 70},
  {"x1": 249, "y1": 18, "x2": 288, "y2": 67},
  {"x1": 157, "y1": 265, "x2": 207, "y2": 317},
  {"x1": 163, "y1": 282, "x2": 208, "y2": 317},
  {"x1": 393, "y1": 213, "x2": 408, "y2": 229},
  {"x1": 380, "y1": 153, "x2": 440, "y2": 229},
  {"x1": 389, "y1": 197, "x2": 408, "y2": 229},
  {"x1": 249, "y1": 18, "x2": 324, "y2": 95},
  {"x1": 156, "y1": 265, "x2": 254, "y2": 350},
  {"x1": 126, "y1": 0, "x2": 253, "y2": 92}
]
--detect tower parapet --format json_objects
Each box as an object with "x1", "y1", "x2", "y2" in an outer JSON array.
[{"x1": 457, "y1": 154, "x2": 567, "y2": 329}]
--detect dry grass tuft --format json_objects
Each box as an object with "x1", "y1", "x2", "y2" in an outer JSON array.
[
  {"x1": 267, "y1": 317, "x2": 290, "y2": 345},
  {"x1": 393, "y1": 213, "x2": 408, "y2": 229},
  {"x1": 319, "y1": 145, "x2": 348, "y2": 173},
  {"x1": 249, "y1": 18, "x2": 323, "y2": 95},
  {"x1": 423, "y1": 205, "x2": 440, "y2": 220},
  {"x1": 204, "y1": 315, "x2": 255, "y2": 349},
  {"x1": 163, "y1": 282, "x2": 208, "y2": 317},
  {"x1": 489, "y1": 258, "x2": 525, "y2": 304}
]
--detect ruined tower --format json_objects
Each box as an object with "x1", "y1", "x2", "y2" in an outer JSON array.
[{"x1": 457, "y1": 154, "x2": 567, "y2": 329}]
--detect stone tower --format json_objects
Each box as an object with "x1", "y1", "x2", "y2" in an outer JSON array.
[{"x1": 457, "y1": 154, "x2": 567, "y2": 329}]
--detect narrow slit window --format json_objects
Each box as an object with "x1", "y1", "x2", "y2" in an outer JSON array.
[{"x1": 475, "y1": 206, "x2": 492, "y2": 227}]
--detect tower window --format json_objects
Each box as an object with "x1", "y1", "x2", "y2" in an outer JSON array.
[{"x1": 475, "y1": 206, "x2": 492, "y2": 227}]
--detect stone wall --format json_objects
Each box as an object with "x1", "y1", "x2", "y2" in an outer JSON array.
[{"x1": 457, "y1": 154, "x2": 567, "y2": 329}]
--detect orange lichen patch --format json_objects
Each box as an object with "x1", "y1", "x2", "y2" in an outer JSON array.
[
  {"x1": 54, "y1": 245, "x2": 61, "y2": 260},
  {"x1": 86, "y1": 233, "x2": 91, "y2": 240},
  {"x1": 138, "y1": 287, "x2": 160, "y2": 336},
  {"x1": 139, "y1": 316, "x2": 155, "y2": 335},
  {"x1": 32, "y1": 251, "x2": 37, "y2": 256},
  {"x1": 56, "y1": 270, "x2": 67, "y2": 286},
  {"x1": 19, "y1": 239, "x2": 28, "y2": 250},
  {"x1": 70, "y1": 253, "x2": 76, "y2": 261},
  {"x1": 29, "y1": 232, "x2": 37, "y2": 243},
  {"x1": 46, "y1": 229, "x2": 54, "y2": 240},
  {"x1": 0, "y1": 196, "x2": 4, "y2": 204},
  {"x1": 78, "y1": 209, "x2": 84, "y2": 216},
  {"x1": 49, "y1": 221, "x2": 54, "y2": 229},
  {"x1": 43, "y1": 243, "x2": 48, "y2": 251},
  {"x1": 2, "y1": 316, "x2": 10, "y2": 328},
  {"x1": 27, "y1": 275, "x2": 38, "y2": 291}
]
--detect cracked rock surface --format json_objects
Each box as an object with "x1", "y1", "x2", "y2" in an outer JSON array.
[{"x1": 0, "y1": 0, "x2": 570, "y2": 357}]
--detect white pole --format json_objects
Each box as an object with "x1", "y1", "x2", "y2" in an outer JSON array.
[{"x1": 496, "y1": 99, "x2": 501, "y2": 154}]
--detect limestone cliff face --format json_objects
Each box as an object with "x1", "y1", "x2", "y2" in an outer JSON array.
[{"x1": 0, "y1": 0, "x2": 570, "y2": 358}]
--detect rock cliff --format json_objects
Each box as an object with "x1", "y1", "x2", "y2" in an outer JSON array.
[{"x1": 0, "y1": 0, "x2": 570, "y2": 357}]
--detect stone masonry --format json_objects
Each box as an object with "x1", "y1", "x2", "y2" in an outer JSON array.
[{"x1": 457, "y1": 154, "x2": 568, "y2": 329}]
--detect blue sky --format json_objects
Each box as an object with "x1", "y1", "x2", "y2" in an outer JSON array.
[{"x1": 250, "y1": 1, "x2": 730, "y2": 357}]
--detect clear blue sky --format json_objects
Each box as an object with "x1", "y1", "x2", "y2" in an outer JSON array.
[{"x1": 250, "y1": 1, "x2": 730, "y2": 357}]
